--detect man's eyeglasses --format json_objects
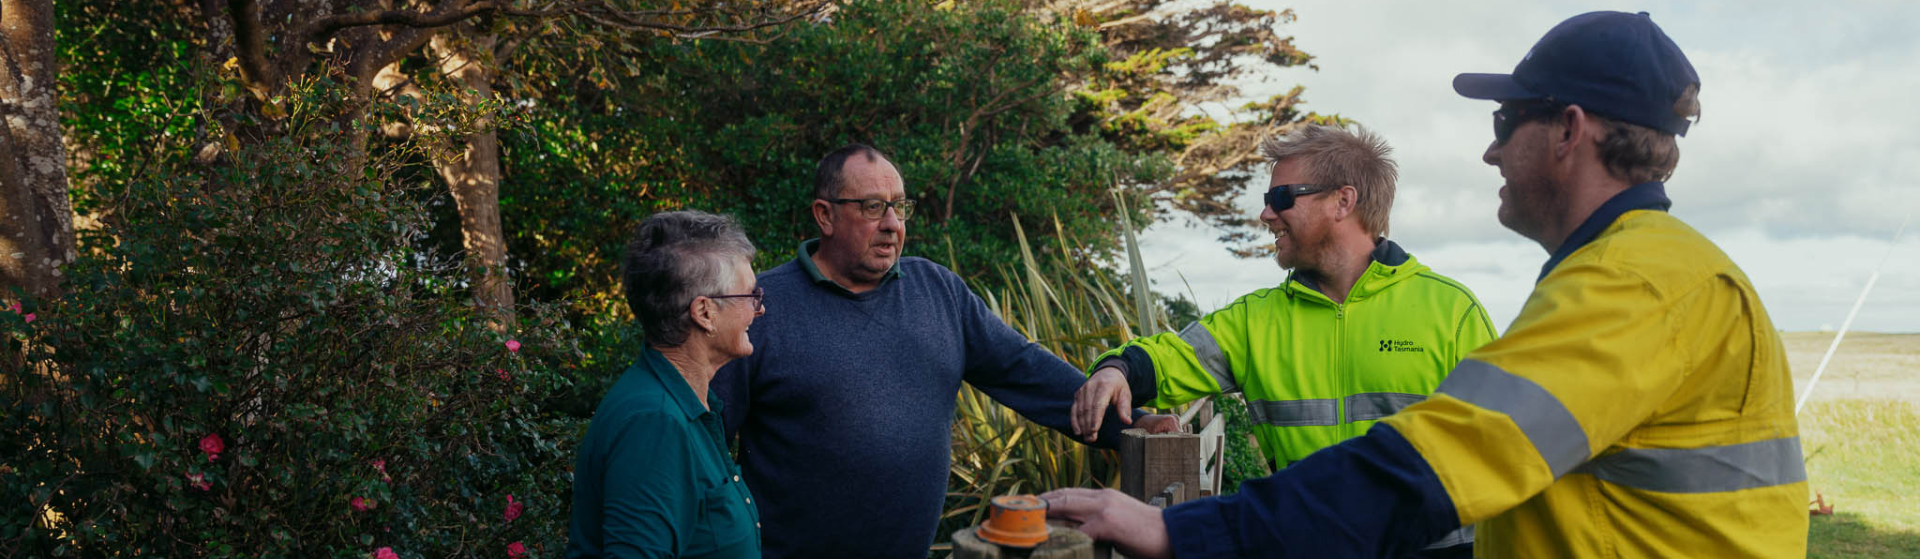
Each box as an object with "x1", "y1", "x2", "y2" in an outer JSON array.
[
  {"x1": 1264, "y1": 184, "x2": 1337, "y2": 212},
  {"x1": 1493, "y1": 99, "x2": 1566, "y2": 145},
  {"x1": 827, "y1": 198, "x2": 915, "y2": 221},
  {"x1": 708, "y1": 286, "x2": 764, "y2": 312}
]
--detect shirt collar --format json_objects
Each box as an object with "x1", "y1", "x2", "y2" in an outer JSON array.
[
  {"x1": 1537, "y1": 181, "x2": 1672, "y2": 282},
  {"x1": 795, "y1": 238, "x2": 904, "y2": 296},
  {"x1": 641, "y1": 346, "x2": 718, "y2": 420}
]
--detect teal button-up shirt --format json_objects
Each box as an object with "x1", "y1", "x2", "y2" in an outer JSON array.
[{"x1": 567, "y1": 347, "x2": 761, "y2": 559}]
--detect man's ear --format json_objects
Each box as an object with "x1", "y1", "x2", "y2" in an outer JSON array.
[
  {"x1": 1554, "y1": 105, "x2": 1589, "y2": 161},
  {"x1": 811, "y1": 199, "x2": 835, "y2": 237},
  {"x1": 1336, "y1": 185, "x2": 1360, "y2": 220}
]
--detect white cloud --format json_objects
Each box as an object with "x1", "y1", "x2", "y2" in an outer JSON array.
[{"x1": 1136, "y1": 0, "x2": 1920, "y2": 332}]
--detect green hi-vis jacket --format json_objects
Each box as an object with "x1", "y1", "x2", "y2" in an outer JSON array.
[{"x1": 1097, "y1": 240, "x2": 1498, "y2": 466}]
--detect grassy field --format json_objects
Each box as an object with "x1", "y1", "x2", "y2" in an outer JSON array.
[{"x1": 1784, "y1": 332, "x2": 1920, "y2": 558}]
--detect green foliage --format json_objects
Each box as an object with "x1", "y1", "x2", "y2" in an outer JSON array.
[
  {"x1": 1, "y1": 74, "x2": 592, "y2": 557},
  {"x1": 502, "y1": 0, "x2": 1166, "y2": 313},
  {"x1": 1211, "y1": 394, "x2": 1269, "y2": 494},
  {"x1": 938, "y1": 215, "x2": 1267, "y2": 553}
]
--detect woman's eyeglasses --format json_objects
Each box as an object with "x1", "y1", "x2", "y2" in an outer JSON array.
[{"x1": 708, "y1": 287, "x2": 764, "y2": 311}]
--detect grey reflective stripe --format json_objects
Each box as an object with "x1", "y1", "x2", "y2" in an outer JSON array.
[
  {"x1": 1178, "y1": 321, "x2": 1238, "y2": 394},
  {"x1": 1344, "y1": 392, "x2": 1427, "y2": 422},
  {"x1": 1246, "y1": 399, "x2": 1338, "y2": 426},
  {"x1": 1424, "y1": 525, "x2": 1475, "y2": 549},
  {"x1": 1435, "y1": 359, "x2": 1591, "y2": 477},
  {"x1": 1572, "y1": 437, "x2": 1807, "y2": 493}
]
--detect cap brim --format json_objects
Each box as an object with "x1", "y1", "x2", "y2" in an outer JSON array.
[{"x1": 1452, "y1": 73, "x2": 1539, "y2": 101}]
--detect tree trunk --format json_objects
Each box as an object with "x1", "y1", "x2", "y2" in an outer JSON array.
[
  {"x1": 0, "y1": 0, "x2": 69, "y2": 299},
  {"x1": 428, "y1": 33, "x2": 514, "y2": 330}
]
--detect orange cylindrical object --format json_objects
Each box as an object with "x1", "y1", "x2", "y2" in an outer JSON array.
[{"x1": 975, "y1": 494, "x2": 1049, "y2": 548}]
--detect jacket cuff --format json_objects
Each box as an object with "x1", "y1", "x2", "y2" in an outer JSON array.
[{"x1": 1118, "y1": 346, "x2": 1159, "y2": 407}]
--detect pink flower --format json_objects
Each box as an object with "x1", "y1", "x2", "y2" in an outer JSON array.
[
  {"x1": 373, "y1": 547, "x2": 399, "y2": 559},
  {"x1": 185, "y1": 472, "x2": 211, "y2": 491},
  {"x1": 503, "y1": 494, "x2": 524, "y2": 522},
  {"x1": 351, "y1": 496, "x2": 376, "y2": 512},
  {"x1": 504, "y1": 340, "x2": 521, "y2": 353},
  {"x1": 21, "y1": 313, "x2": 32, "y2": 323},
  {"x1": 496, "y1": 368, "x2": 510, "y2": 381},
  {"x1": 507, "y1": 542, "x2": 526, "y2": 558},
  {"x1": 199, "y1": 433, "x2": 224, "y2": 461},
  {"x1": 5, "y1": 301, "x2": 16, "y2": 313},
  {"x1": 372, "y1": 458, "x2": 390, "y2": 481}
]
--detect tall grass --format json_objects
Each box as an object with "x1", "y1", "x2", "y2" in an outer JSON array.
[
  {"x1": 1803, "y1": 398, "x2": 1920, "y2": 558},
  {"x1": 935, "y1": 209, "x2": 1175, "y2": 551}
]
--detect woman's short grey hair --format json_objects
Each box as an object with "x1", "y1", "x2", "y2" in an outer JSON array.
[{"x1": 622, "y1": 210, "x2": 756, "y2": 347}]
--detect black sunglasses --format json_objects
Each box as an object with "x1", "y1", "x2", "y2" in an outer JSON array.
[
  {"x1": 708, "y1": 286, "x2": 764, "y2": 312},
  {"x1": 1493, "y1": 99, "x2": 1566, "y2": 145},
  {"x1": 1264, "y1": 183, "x2": 1337, "y2": 211}
]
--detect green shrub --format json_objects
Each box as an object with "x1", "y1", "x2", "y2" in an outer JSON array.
[{"x1": 0, "y1": 80, "x2": 605, "y2": 557}]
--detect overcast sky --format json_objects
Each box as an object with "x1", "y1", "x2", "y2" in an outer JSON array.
[{"x1": 1135, "y1": 0, "x2": 1920, "y2": 333}]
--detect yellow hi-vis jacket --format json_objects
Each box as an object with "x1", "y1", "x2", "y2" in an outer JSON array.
[
  {"x1": 1383, "y1": 207, "x2": 1808, "y2": 558},
  {"x1": 1093, "y1": 241, "x2": 1498, "y2": 465},
  {"x1": 1157, "y1": 185, "x2": 1807, "y2": 559}
]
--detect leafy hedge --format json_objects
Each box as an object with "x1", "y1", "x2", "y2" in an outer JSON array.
[{"x1": 0, "y1": 79, "x2": 631, "y2": 556}]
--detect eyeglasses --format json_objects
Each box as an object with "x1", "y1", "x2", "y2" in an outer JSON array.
[
  {"x1": 708, "y1": 287, "x2": 764, "y2": 312},
  {"x1": 827, "y1": 198, "x2": 915, "y2": 221},
  {"x1": 1493, "y1": 99, "x2": 1565, "y2": 145},
  {"x1": 1264, "y1": 184, "x2": 1337, "y2": 212}
]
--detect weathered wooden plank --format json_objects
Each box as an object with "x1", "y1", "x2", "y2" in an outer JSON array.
[{"x1": 1118, "y1": 428, "x2": 1202, "y2": 507}]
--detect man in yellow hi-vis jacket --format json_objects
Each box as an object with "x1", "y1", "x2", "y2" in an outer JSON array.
[
  {"x1": 1043, "y1": 11, "x2": 1807, "y2": 559},
  {"x1": 1068, "y1": 124, "x2": 1497, "y2": 558}
]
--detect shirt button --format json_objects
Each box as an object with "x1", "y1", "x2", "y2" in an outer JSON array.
[
  {"x1": 746, "y1": 497, "x2": 752, "y2": 504},
  {"x1": 733, "y1": 475, "x2": 740, "y2": 482}
]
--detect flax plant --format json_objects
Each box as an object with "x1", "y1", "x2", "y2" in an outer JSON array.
[{"x1": 937, "y1": 202, "x2": 1173, "y2": 551}]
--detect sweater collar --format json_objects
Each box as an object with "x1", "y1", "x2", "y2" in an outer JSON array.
[
  {"x1": 1537, "y1": 181, "x2": 1671, "y2": 282},
  {"x1": 796, "y1": 238, "x2": 904, "y2": 297}
]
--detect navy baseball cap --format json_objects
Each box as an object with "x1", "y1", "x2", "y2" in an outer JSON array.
[{"x1": 1454, "y1": 11, "x2": 1699, "y2": 136}]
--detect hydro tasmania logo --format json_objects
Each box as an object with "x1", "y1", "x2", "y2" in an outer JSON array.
[{"x1": 1378, "y1": 339, "x2": 1425, "y2": 353}]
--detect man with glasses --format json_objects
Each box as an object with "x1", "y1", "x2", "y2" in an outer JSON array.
[
  {"x1": 712, "y1": 144, "x2": 1146, "y2": 558},
  {"x1": 1041, "y1": 12, "x2": 1806, "y2": 559},
  {"x1": 1068, "y1": 124, "x2": 1496, "y2": 558}
]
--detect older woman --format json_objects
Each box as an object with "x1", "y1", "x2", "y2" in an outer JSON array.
[{"x1": 568, "y1": 210, "x2": 765, "y2": 559}]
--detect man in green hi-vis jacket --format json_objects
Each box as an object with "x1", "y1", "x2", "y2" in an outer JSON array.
[{"x1": 1071, "y1": 124, "x2": 1498, "y2": 558}]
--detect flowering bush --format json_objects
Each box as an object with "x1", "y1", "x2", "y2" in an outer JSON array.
[{"x1": 0, "y1": 81, "x2": 635, "y2": 556}]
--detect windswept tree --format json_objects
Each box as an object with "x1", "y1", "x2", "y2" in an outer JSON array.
[
  {"x1": 1064, "y1": 0, "x2": 1344, "y2": 256},
  {"x1": 49, "y1": 0, "x2": 825, "y2": 326}
]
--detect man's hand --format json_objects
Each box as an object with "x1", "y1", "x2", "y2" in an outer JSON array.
[
  {"x1": 1132, "y1": 413, "x2": 1181, "y2": 434},
  {"x1": 1041, "y1": 488, "x2": 1171, "y2": 559},
  {"x1": 1073, "y1": 367, "x2": 1132, "y2": 442}
]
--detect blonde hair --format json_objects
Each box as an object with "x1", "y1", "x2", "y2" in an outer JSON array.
[{"x1": 1259, "y1": 124, "x2": 1398, "y2": 237}]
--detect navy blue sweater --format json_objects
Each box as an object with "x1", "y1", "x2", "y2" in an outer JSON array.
[{"x1": 714, "y1": 246, "x2": 1131, "y2": 558}]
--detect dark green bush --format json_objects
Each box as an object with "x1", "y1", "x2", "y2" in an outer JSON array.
[{"x1": 0, "y1": 80, "x2": 621, "y2": 556}]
